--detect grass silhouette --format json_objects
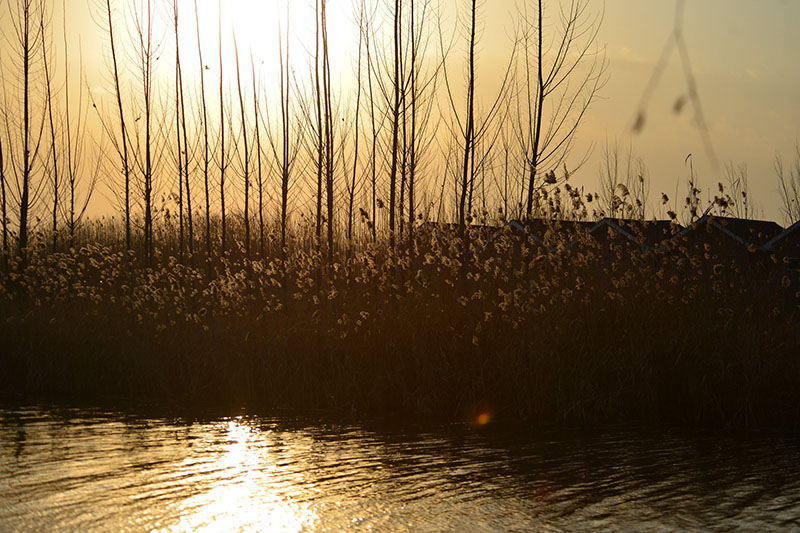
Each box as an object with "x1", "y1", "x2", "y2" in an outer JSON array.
[{"x1": 0, "y1": 216, "x2": 798, "y2": 428}]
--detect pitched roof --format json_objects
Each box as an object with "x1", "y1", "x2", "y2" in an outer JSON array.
[
  {"x1": 660, "y1": 215, "x2": 783, "y2": 251},
  {"x1": 763, "y1": 218, "x2": 800, "y2": 252},
  {"x1": 709, "y1": 217, "x2": 783, "y2": 246},
  {"x1": 485, "y1": 219, "x2": 594, "y2": 252},
  {"x1": 588, "y1": 218, "x2": 680, "y2": 250},
  {"x1": 486, "y1": 220, "x2": 546, "y2": 248}
]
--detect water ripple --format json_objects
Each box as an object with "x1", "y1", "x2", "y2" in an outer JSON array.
[{"x1": 1, "y1": 407, "x2": 800, "y2": 531}]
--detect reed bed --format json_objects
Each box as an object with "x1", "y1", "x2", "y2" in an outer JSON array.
[{"x1": 1, "y1": 222, "x2": 798, "y2": 428}]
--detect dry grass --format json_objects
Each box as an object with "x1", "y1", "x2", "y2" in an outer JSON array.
[{"x1": 0, "y1": 220, "x2": 798, "y2": 428}]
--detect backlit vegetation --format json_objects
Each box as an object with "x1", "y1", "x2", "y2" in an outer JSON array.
[{"x1": 1, "y1": 213, "x2": 798, "y2": 428}]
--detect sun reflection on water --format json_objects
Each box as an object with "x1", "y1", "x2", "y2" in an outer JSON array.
[
  {"x1": 167, "y1": 419, "x2": 318, "y2": 532},
  {"x1": 4, "y1": 408, "x2": 800, "y2": 532}
]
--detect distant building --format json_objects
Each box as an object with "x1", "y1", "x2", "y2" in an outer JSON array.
[
  {"x1": 588, "y1": 218, "x2": 680, "y2": 251},
  {"x1": 763, "y1": 219, "x2": 800, "y2": 270},
  {"x1": 662, "y1": 216, "x2": 781, "y2": 249},
  {"x1": 656, "y1": 216, "x2": 783, "y2": 280},
  {"x1": 416, "y1": 221, "x2": 499, "y2": 256},
  {"x1": 483, "y1": 219, "x2": 595, "y2": 259},
  {"x1": 418, "y1": 216, "x2": 795, "y2": 282}
]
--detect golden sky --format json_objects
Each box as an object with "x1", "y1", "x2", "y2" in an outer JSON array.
[
  {"x1": 2, "y1": 0, "x2": 799, "y2": 223},
  {"x1": 586, "y1": 0, "x2": 800, "y2": 221}
]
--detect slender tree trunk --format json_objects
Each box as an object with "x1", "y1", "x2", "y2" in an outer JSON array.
[
  {"x1": 314, "y1": 0, "x2": 324, "y2": 247},
  {"x1": 181, "y1": 92, "x2": 193, "y2": 257},
  {"x1": 251, "y1": 54, "x2": 264, "y2": 257},
  {"x1": 63, "y1": 9, "x2": 77, "y2": 248},
  {"x1": 194, "y1": 0, "x2": 211, "y2": 257},
  {"x1": 321, "y1": 0, "x2": 334, "y2": 261},
  {"x1": 218, "y1": 1, "x2": 227, "y2": 254},
  {"x1": 177, "y1": 20, "x2": 193, "y2": 257},
  {"x1": 526, "y1": 0, "x2": 545, "y2": 217},
  {"x1": 366, "y1": 30, "x2": 377, "y2": 242},
  {"x1": 0, "y1": 139, "x2": 7, "y2": 257},
  {"x1": 106, "y1": 0, "x2": 131, "y2": 251},
  {"x1": 142, "y1": 0, "x2": 155, "y2": 265},
  {"x1": 174, "y1": 1, "x2": 184, "y2": 258},
  {"x1": 278, "y1": 5, "x2": 291, "y2": 256},
  {"x1": 399, "y1": 2, "x2": 407, "y2": 242},
  {"x1": 389, "y1": 0, "x2": 402, "y2": 249},
  {"x1": 459, "y1": 0, "x2": 476, "y2": 230},
  {"x1": 468, "y1": 125, "x2": 475, "y2": 216},
  {"x1": 234, "y1": 35, "x2": 250, "y2": 260},
  {"x1": 19, "y1": 1, "x2": 32, "y2": 256},
  {"x1": 41, "y1": 7, "x2": 59, "y2": 253},
  {"x1": 502, "y1": 136, "x2": 510, "y2": 217},
  {"x1": 349, "y1": 13, "x2": 364, "y2": 248},
  {"x1": 408, "y1": 0, "x2": 417, "y2": 248}
]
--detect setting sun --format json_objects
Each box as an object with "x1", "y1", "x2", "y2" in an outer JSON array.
[{"x1": 181, "y1": 0, "x2": 357, "y2": 90}]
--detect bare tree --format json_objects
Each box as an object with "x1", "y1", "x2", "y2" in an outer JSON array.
[
  {"x1": 174, "y1": 0, "x2": 192, "y2": 257},
  {"x1": 173, "y1": 9, "x2": 184, "y2": 257},
  {"x1": 776, "y1": 143, "x2": 800, "y2": 225},
  {"x1": 40, "y1": 1, "x2": 60, "y2": 252},
  {"x1": 458, "y1": 0, "x2": 476, "y2": 230},
  {"x1": 233, "y1": 33, "x2": 250, "y2": 259},
  {"x1": 388, "y1": 0, "x2": 402, "y2": 247},
  {"x1": 514, "y1": 0, "x2": 606, "y2": 217},
  {"x1": 105, "y1": 0, "x2": 131, "y2": 250},
  {"x1": 250, "y1": 53, "x2": 264, "y2": 257},
  {"x1": 89, "y1": 0, "x2": 132, "y2": 251},
  {"x1": 0, "y1": 138, "x2": 7, "y2": 258},
  {"x1": 305, "y1": 0, "x2": 336, "y2": 257},
  {"x1": 218, "y1": 0, "x2": 227, "y2": 254},
  {"x1": 440, "y1": 0, "x2": 515, "y2": 230},
  {"x1": 2, "y1": 0, "x2": 47, "y2": 256},
  {"x1": 362, "y1": 1, "x2": 380, "y2": 242},
  {"x1": 273, "y1": 3, "x2": 297, "y2": 256},
  {"x1": 346, "y1": 1, "x2": 366, "y2": 249},
  {"x1": 59, "y1": 8, "x2": 96, "y2": 247},
  {"x1": 406, "y1": 0, "x2": 418, "y2": 245},
  {"x1": 403, "y1": 0, "x2": 441, "y2": 248},
  {"x1": 128, "y1": 0, "x2": 159, "y2": 264},
  {"x1": 320, "y1": 0, "x2": 335, "y2": 260},
  {"x1": 312, "y1": 0, "x2": 324, "y2": 245},
  {"x1": 193, "y1": 0, "x2": 211, "y2": 256},
  {"x1": 171, "y1": 0, "x2": 188, "y2": 258}
]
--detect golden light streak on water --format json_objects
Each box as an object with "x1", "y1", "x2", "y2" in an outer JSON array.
[
  {"x1": 3, "y1": 407, "x2": 800, "y2": 531},
  {"x1": 166, "y1": 419, "x2": 317, "y2": 532}
]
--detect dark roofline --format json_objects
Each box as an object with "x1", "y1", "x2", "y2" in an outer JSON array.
[
  {"x1": 658, "y1": 215, "x2": 784, "y2": 251},
  {"x1": 486, "y1": 220, "x2": 547, "y2": 249},
  {"x1": 423, "y1": 216, "x2": 788, "y2": 257},
  {"x1": 763, "y1": 218, "x2": 800, "y2": 251},
  {"x1": 589, "y1": 218, "x2": 648, "y2": 248},
  {"x1": 708, "y1": 217, "x2": 748, "y2": 246}
]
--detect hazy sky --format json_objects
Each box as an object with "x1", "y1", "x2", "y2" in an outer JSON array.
[
  {"x1": 3, "y1": 0, "x2": 799, "y2": 223},
  {"x1": 581, "y1": 0, "x2": 800, "y2": 221}
]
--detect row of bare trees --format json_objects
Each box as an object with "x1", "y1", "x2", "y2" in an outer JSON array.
[
  {"x1": 1, "y1": 0, "x2": 97, "y2": 262},
  {"x1": 0, "y1": 0, "x2": 606, "y2": 262}
]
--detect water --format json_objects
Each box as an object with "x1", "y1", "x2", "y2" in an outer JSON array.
[{"x1": 1, "y1": 405, "x2": 799, "y2": 532}]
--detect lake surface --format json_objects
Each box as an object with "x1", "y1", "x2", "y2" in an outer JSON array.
[{"x1": 1, "y1": 404, "x2": 799, "y2": 532}]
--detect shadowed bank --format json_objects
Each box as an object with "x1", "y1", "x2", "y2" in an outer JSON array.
[{"x1": 1, "y1": 214, "x2": 798, "y2": 428}]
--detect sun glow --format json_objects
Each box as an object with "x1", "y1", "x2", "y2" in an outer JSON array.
[{"x1": 184, "y1": 0, "x2": 357, "y2": 91}]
